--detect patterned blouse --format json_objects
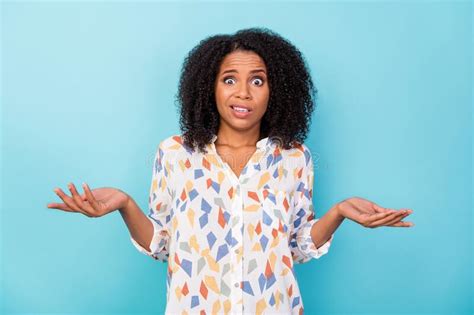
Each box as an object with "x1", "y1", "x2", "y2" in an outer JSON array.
[{"x1": 131, "y1": 134, "x2": 334, "y2": 315}]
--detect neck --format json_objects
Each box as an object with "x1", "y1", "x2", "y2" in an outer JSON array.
[{"x1": 215, "y1": 124, "x2": 261, "y2": 147}]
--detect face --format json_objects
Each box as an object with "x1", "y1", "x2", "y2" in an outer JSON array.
[{"x1": 214, "y1": 50, "x2": 270, "y2": 133}]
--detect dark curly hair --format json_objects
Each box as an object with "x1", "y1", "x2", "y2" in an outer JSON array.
[{"x1": 175, "y1": 27, "x2": 317, "y2": 154}]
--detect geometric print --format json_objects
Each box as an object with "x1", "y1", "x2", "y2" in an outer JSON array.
[{"x1": 131, "y1": 134, "x2": 334, "y2": 314}]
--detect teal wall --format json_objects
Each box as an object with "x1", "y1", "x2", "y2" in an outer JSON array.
[{"x1": 1, "y1": 1, "x2": 472, "y2": 314}]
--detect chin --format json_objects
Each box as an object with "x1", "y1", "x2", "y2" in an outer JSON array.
[{"x1": 220, "y1": 118, "x2": 252, "y2": 130}]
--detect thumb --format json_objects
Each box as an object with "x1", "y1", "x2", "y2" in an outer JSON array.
[{"x1": 372, "y1": 203, "x2": 385, "y2": 213}]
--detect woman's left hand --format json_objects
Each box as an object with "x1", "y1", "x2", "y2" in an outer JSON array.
[{"x1": 337, "y1": 197, "x2": 414, "y2": 228}]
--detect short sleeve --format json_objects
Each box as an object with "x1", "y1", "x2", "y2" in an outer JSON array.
[
  {"x1": 130, "y1": 140, "x2": 173, "y2": 262},
  {"x1": 289, "y1": 144, "x2": 334, "y2": 264}
]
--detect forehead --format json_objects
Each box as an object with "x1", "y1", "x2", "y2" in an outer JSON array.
[{"x1": 218, "y1": 50, "x2": 266, "y2": 72}]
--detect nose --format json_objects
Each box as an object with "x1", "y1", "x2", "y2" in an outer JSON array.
[{"x1": 236, "y1": 82, "x2": 251, "y2": 99}]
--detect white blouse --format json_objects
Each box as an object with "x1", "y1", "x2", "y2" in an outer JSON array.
[{"x1": 131, "y1": 134, "x2": 334, "y2": 314}]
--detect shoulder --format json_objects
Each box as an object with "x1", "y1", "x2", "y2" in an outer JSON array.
[
  {"x1": 156, "y1": 134, "x2": 191, "y2": 160},
  {"x1": 280, "y1": 141, "x2": 313, "y2": 168},
  {"x1": 157, "y1": 134, "x2": 184, "y2": 150}
]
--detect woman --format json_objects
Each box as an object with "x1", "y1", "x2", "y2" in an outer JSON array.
[{"x1": 47, "y1": 27, "x2": 414, "y2": 315}]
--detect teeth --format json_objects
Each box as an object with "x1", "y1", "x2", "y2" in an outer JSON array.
[{"x1": 233, "y1": 106, "x2": 249, "y2": 112}]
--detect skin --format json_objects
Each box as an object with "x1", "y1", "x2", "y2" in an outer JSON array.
[
  {"x1": 47, "y1": 50, "x2": 414, "y2": 250},
  {"x1": 213, "y1": 50, "x2": 269, "y2": 177}
]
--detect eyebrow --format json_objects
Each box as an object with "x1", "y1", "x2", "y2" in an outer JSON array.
[{"x1": 221, "y1": 68, "x2": 266, "y2": 75}]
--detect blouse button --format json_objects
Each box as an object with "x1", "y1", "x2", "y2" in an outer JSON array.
[
  {"x1": 234, "y1": 282, "x2": 239, "y2": 288},
  {"x1": 234, "y1": 248, "x2": 239, "y2": 254}
]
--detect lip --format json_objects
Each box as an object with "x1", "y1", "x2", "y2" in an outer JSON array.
[
  {"x1": 230, "y1": 104, "x2": 252, "y2": 111},
  {"x1": 229, "y1": 104, "x2": 253, "y2": 119}
]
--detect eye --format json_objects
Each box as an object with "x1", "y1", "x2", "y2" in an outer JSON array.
[
  {"x1": 252, "y1": 77, "x2": 265, "y2": 86},
  {"x1": 222, "y1": 76, "x2": 265, "y2": 86},
  {"x1": 223, "y1": 77, "x2": 235, "y2": 84}
]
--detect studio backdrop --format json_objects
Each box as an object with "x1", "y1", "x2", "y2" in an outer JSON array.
[{"x1": 1, "y1": 1, "x2": 472, "y2": 314}]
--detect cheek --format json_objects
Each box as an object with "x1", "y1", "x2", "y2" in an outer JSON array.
[
  {"x1": 258, "y1": 105, "x2": 269, "y2": 118},
  {"x1": 256, "y1": 90, "x2": 270, "y2": 115},
  {"x1": 257, "y1": 87, "x2": 270, "y2": 105},
  {"x1": 215, "y1": 85, "x2": 232, "y2": 104},
  {"x1": 214, "y1": 89, "x2": 225, "y2": 108},
  {"x1": 215, "y1": 101, "x2": 227, "y2": 118}
]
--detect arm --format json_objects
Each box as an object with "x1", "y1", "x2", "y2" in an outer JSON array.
[
  {"x1": 289, "y1": 144, "x2": 337, "y2": 263},
  {"x1": 119, "y1": 197, "x2": 154, "y2": 252},
  {"x1": 310, "y1": 203, "x2": 344, "y2": 249},
  {"x1": 126, "y1": 140, "x2": 173, "y2": 261},
  {"x1": 311, "y1": 196, "x2": 415, "y2": 249}
]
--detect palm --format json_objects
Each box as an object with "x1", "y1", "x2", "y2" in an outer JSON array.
[
  {"x1": 338, "y1": 197, "x2": 377, "y2": 217},
  {"x1": 81, "y1": 187, "x2": 127, "y2": 214},
  {"x1": 338, "y1": 197, "x2": 414, "y2": 228},
  {"x1": 47, "y1": 183, "x2": 129, "y2": 218}
]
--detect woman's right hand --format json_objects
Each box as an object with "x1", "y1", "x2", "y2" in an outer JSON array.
[{"x1": 47, "y1": 183, "x2": 130, "y2": 218}]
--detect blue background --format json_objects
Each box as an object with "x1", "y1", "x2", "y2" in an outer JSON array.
[{"x1": 1, "y1": 1, "x2": 472, "y2": 314}]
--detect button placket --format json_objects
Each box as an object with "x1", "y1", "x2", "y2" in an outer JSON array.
[
  {"x1": 209, "y1": 138, "x2": 272, "y2": 314},
  {"x1": 238, "y1": 183, "x2": 245, "y2": 312},
  {"x1": 229, "y1": 183, "x2": 244, "y2": 314},
  {"x1": 209, "y1": 141, "x2": 243, "y2": 313}
]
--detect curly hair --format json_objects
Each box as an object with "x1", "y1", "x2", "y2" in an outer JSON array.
[{"x1": 175, "y1": 27, "x2": 317, "y2": 154}]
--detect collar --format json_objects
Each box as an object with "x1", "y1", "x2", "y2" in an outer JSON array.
[{"x1": 210, "y1": 134, "x2": 269, "y2": 149}]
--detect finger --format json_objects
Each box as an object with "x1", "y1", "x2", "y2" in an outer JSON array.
[
  {"x1": 383, "y1": 211, "x2": 412, "y2": 226},
  {"x1": 386, "y1": 221, "x2": 415, "y2": 227},
  {"x1": 372, "y1": 203, "x2": 387, "y2": 213},
  {"x1": 372, "y1": 203, "x2": 394, "y2": 214},
  {"x1": 46, "y1": 202, "x2": 76, "y2": 213},
  {"x1": 82, "y1": 182, "x2": 100, "y2": 210},
  {"x1": 363, "y1": 210, "x2": 396, "y2": 224},
  {"x1": 372, "y1": 204, "x2": 414, "y2": 215},
  {"x1": 68, "y1": 183, "x2": 96, "y2": 215},
  {"x1": 368, "y1": 210, "x2": 406, "y2": 227},
  {"x1": 54, "y1": 187, "x2": 93, "y2": 217},
  {"x1": 54, "y1": 187, "x2": 83, "y2": 213}
]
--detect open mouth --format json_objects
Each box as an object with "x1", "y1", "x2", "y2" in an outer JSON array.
[{"x1": 230, "y1": 105, "x2": 252, "y2": 113}]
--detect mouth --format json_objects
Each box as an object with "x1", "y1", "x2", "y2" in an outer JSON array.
[{"x1": 230, "y1": 104, "x2": 252, "y2": 113}]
